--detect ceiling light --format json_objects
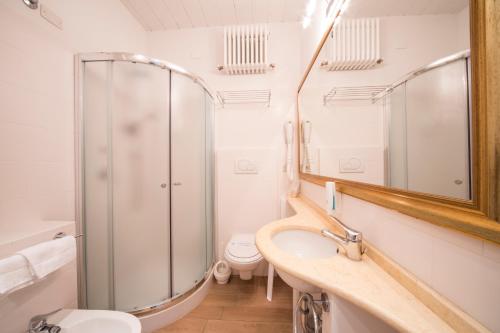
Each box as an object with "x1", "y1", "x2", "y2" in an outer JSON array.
[
  {"x1": 339, "y1": 0, "x2": 351, "y2": 15},
  {"x1": 306, "y1": 0, "x2": 317, "y2": 17},
  {"x1": 327, "y1": 0, "x2": 351, "y2": 18},
  {"x1": 302, "y1": 16, "x2": 312, "y2": 29}
]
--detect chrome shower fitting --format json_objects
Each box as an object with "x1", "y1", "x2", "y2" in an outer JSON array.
[{"x1": 23, "y1": 0, "x2": 39, "y2": 10}]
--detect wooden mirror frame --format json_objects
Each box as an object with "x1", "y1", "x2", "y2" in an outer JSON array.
[{"x1": 297, "y1": 0, "x2": 500, "y2": 244}]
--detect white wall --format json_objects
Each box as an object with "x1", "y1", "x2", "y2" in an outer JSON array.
[
  {"x1": 300, "y1": 180, "x2": 500, "y2": 332},
  {"x1": 147, "y1": 23, "x2": 301, "y2": 268},
  {"x1": 323, "y1": 295, "x2": 398, "y2": 333},
  {"x1": 0, "y1": 1, "x2": 146, "y2": 331},
  {"x1": 0, "y1": 222, "x2": 76, "y2": 333},
  {"x1": 0, "y1": 0, "x2": 146, "y2": 228},
  {"x1": 299, "y1": 0, "x2": 333, "y2": 76},
  {"x1": 456, "y1": 6, "x2": 471, "y2": 51}
]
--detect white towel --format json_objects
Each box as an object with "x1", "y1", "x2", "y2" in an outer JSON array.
[
  {"x1": 17, "y1": 236, "x2": 76, "y2": 279},
  {"x1": 0, "y1": 254, "x2": 33, "y2": 294}
]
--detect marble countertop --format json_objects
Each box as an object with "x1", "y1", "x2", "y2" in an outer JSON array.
[{"x1": 256, "y1": 197, "x2": 487, "y2": 333}]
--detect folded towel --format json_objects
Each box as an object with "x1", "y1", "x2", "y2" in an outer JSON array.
[
  {"x1": 0, "y1": 254, "x2": 33, "y2": 295},
  {"x1": 17, "y1": 236, "x2": 76, "y2": 279}
]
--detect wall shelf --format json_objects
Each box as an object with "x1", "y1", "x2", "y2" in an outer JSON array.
[
  {"x1": 323, "y1": 86, "x2": 387, "y2": 105},
  {"x1": 217, "y1": 89, "x2": 271, "y2": 108}
]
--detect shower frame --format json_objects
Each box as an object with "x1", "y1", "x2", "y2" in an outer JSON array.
[{"x1": 73, "y1": 52, "x2": 217, "y2": 314}]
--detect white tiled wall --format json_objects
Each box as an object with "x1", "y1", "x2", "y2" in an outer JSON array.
[
  {"x1": 0, "y1": 222, "x2": 76, "y2": 333},
  {"x1": 216, "y1": 148, "x2": 280, "y2": 275},
  {"x1": 300, "y1": 180, "x2": 500, "y2": 332},
  {"x1": 0, "y1": 1, "x2": 146, "y2": 332},
  {"x1": 0, "y1": 0, "x2": 146, "y2": 226},
  {"x1": 148, "y1": 23, "x2": 302, "y2": 270}
]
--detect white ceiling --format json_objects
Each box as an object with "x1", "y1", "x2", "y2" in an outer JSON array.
[
  {"x1": 120, "y1": 0, "x2": 309, "y2": 31},
  {"x1": 121, "y1": 0, "x2": 469, "y2": 31},
  {"x1": 344, "y1": 0, "x2": 469, "y2": 18}
]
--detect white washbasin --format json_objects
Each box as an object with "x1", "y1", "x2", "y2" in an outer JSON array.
[
  {"x1": 272, "y1": 229, "x2": 338, "y2": 259},
  {"x1": 272, "y1": 229, "x2": 338, "y2": 292},
  {"x1": 49, "y1": 309, "x2": 141, "y2": 333}
]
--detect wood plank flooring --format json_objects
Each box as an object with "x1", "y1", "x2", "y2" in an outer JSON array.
[{"x1": 154, "y1": 276, "x2": 293, "y2": 333}]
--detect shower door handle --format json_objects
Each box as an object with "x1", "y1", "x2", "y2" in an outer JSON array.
[{"x1": 173, "y1": 182, "x2": 182, "y2": 186}]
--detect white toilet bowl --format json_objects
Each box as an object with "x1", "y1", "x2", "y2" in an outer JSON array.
[{"x1": 224, "y1": 234, "x2": 263, "y2": 280}]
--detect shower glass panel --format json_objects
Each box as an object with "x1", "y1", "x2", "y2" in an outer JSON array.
[
  {"x1": 405, "y1": 60, "x2": 470, "y2": 200},
  {"x1": 79, "y1": 53, "x2": 215, "y2": 314},
  {"x1": 387, "y1": 84, "x2": 407, "y2": 189},
  {"x1": 385, "y1": 58, "x2": 470, "y2": 200},
  {"x1": 205, "y1": 92, "x2": 214, "y2": 271},
  {"x1": 111, "y1": 62, "x2": 171, "y2": 312},
  {"x1": 171, "y1": 73, "x2": 207, "y2": 296},
  {"x1": 82, "y1": 61, "x2": 113, "y2": 310}
]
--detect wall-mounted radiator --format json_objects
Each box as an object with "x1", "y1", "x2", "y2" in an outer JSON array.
[
  {"x1": 321, "y1": 18, "x2": 382, "y2": 71},
  {"x1": 218, "y1": 24, "x2": 274, "y2": 75}
]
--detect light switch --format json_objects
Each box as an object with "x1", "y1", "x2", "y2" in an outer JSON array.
[
  {"x1": 339, "y1": 157, "x2": 365, "y2": 173},
  {"x1": 234, "y1": 159, "x2": 258, "y2": 174}
]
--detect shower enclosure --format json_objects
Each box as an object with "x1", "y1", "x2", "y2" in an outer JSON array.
[
  {"x1": 75, "y1": 53, "x2": 215, "y2": 313},
  {"x1": 383, "y1": 50, "x2": 472, "y2": 201}
]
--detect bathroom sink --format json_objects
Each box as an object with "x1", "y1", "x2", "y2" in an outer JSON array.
[
  {"x1": 272, "y1": 229, "x2": 338, "y2": 259},
  {"x1": 50, "y1": 309, "x2": 141, "y2": 333},
  {"x1": 272, "y1": 229, "x2": 338, "y2": 292}
]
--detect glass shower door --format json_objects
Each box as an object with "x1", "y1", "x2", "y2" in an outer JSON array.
[
  {"x1": 82, "y1": 61, "x2": 114, "y2": 310},
  {"x1": 82, "y1": 55, "x2": 215, "y2": 313},
  {"x1": 405, "y1": 60, "x2": 470, "y2": 200},
  {"x1": 170, "y1": 73, "x2": 208, "y2": 296},
  {"x1": 82, "y1": 61, "x2": 171, "y2": 312},
  {"x1": 204, "y1": 91, "x2": 214, "y2": 271},
  {"x1": 387, "y1": 84, "x2": 408, "y2": 189},
  {"x1": 111, "y1": 62, "x2": 171, "y2": 311}
]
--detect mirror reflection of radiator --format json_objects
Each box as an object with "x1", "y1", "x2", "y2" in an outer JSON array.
[{"x1": 321, "y1": 18, "x2": 382, "y2": 71}]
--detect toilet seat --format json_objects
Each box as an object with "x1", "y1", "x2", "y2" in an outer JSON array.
[{"x1": 224, "y1": 234, "x2": 263, "y2": 264}]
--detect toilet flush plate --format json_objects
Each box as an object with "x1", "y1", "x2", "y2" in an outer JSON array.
[{"x1": 234, "y1": 159, "x2": 258, "y2": 174}]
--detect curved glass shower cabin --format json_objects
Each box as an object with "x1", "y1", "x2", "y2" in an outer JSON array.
[{"x1": 76, "y1": 53, "x2": 214, "y2": 313}]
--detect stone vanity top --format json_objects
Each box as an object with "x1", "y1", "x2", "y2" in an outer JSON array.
[{"x1": 256, "y1": 196, "x2": 488, "y2": 333}]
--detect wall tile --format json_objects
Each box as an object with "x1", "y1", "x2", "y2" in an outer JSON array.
[
  {"x1": 482, "y1": 241, "x2": 500, "y2": 263},
  {"x1": 0, "y1": 1, "x2": 146, "y2": 331}
]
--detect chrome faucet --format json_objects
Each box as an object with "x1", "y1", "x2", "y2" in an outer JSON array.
[
  {"x1": 28, "y1": 309, "x2": 62, "y2": 333},
  {"x1": 321, "y1": 216, "x2": 364, "y2": 261}
]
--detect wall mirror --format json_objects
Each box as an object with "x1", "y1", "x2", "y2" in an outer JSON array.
[{"x1": 298, "y1": 0, "x2": 500, "y2": 243}]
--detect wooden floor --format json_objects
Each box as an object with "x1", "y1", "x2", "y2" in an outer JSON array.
[{"x1": 154, "y1": 276, "x2": 293, "y2": 333}]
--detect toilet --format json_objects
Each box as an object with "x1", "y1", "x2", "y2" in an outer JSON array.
[{"x1": 224, "y1": 234, "x2": 263, "y2": 280}]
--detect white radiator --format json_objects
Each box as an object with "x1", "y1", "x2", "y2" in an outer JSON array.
[
  {"x1": 221, "y1": 24, "x2": 271, "y2": 75},
  {"x1": 322, "y1": 18, "x2": 381, "y2": 71}
]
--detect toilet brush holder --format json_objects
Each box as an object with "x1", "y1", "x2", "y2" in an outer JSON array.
[{"x1": 214, "y1": 260, "x2": 231, "y2": 284}]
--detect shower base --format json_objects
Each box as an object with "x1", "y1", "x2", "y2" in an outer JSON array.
[{"x1": 137, "y1": 268, "x2": 214, "y2": 333}]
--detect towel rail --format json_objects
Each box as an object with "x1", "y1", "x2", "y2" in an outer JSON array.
[{"x1": 1, "y1": 232, "x2": 78, "y2": 296}]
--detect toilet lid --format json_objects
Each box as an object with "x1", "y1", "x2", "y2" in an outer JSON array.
[{"x1": 227, "y1": 234, "x2": 261, "y2": 259}]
